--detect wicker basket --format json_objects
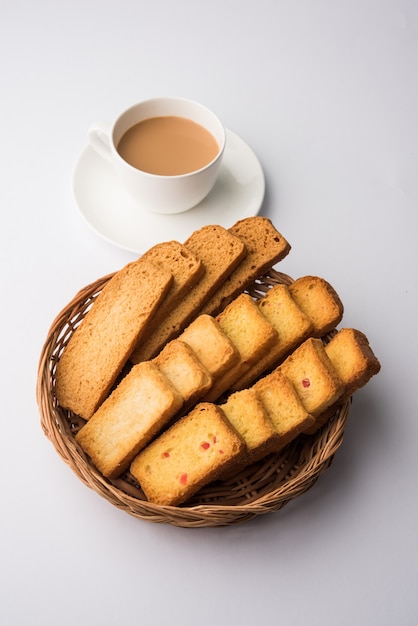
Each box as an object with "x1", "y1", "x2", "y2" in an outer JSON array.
[{"x1": 36, "y1": 269, "x2": 350, "y2": 528}]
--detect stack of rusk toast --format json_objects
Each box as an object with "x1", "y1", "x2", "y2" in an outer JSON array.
[{"x1": 55, "y1": 217, "x2": 380, "y2": 507}]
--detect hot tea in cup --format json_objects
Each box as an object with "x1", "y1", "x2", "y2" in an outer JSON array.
[
  {"x1": 117, "y1": 115, "x2": 220, "y2": 176},
  {"x1": 88, "y1": 97, "x2": 226, "y2": 214}
]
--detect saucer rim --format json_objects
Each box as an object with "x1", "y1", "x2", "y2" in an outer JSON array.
[{"x1": 72, "y1": 128, "x2": 265, "y2": 254}]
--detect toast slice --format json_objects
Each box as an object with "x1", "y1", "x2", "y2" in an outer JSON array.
[
  {"x1": 203, "y1": 293, "x2": 278, "y2": 402},
  {"x1": 220, "y1": 388, "x2": 280, "y2": 464},
  {"x1": 76, "y1": 361, "x2": 183, "y2": 478},
  {"x1": 288, "y1": 276, "x2": 344, "y2": 337},
  {"x1": 130, "y1": 403, "x2": 245, "y2": 506},
  {"x1": 278, "y1": 337, "x2": 344, "y2": 420},
  {"x1": 232, "y1": 283, "x2": 313, "y2": 390},
  {"x1": 179, "y1": 314, "x2": 239, "y2": 379},
  {"x1": 304, "y1": 328, "x2": 381, "y2": 433},
  {"x1": 130, "y1": 225, "x2": 246, "y2": 362},
  {"x1": 55, "y1": 259, "x2": 173, "y2": 420},
  {"x1": 199, "y1": 217, "x2": 291, "y2": 316},
  {"x1": 153, "y1": 339, "x2": 212, "y2": 405},
  {"x1": 129, "y1": 241, "x2": 204, "y2": 363}
]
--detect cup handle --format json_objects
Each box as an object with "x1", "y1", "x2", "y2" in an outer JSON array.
[{"x1": 88, "y1": 122, "x2": 113, "y2": 161}]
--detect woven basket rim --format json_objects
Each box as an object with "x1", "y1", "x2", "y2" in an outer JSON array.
[{"x1": 36, "y1": 269, "x2": 350, "y2": 528}]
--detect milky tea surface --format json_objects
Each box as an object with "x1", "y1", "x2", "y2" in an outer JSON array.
[{"x1": 117, "y1": 116, "x2": 219, "y2": 176}]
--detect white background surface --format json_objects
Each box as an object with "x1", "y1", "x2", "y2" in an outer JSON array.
[{"x1": 1, "y1": 1, "x2": 417, "y2": 625}]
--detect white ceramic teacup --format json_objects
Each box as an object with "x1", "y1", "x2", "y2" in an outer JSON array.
[{"x1": 88, "y1": 97, "x2": 226, "y2": 215}]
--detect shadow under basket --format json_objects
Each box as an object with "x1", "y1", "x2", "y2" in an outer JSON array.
[{"x1": 36, "y1": 269, "x2": 351, "y2": 528}]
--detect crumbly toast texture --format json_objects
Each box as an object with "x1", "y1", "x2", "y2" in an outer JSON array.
[
  {"x1": 199, "y1": 217, "x2": 291, "y2": 317},
  {"x1": 75, "y1": 362, "x2": 184, "y2": 478},
  {"x1": 129, "y1": 329, "x2": 380, "y2": 503},
  {"x1": 203, "y1": 293, "x2": 278, "y2": 402},
  {"x1": 232, "y1": 283, "x2": 314, "y2": 390},
  {"x1": 55, "y1": 259, "x2": 173, "y2": 420},
  {"x1": 325, "y1": 328, "x2": 381, "y2": 390},
  {"x1": 129, "y1": 225, "x2": 246, "y2": 363},
  {"x1": 130, "y1": 403, "x2": 245, "y2": 506},
  {"x1": 220, "y1": 388, "x2": 279, "y2": 462},
  {"x1": 254, "y1": 370, "x2": 315, "y2": 447},
  {"x1": 304, "y1": 328, "x2": 381, "y2": 434},
  {"x1": 54, "y1": 217, "x2": 382, "y2": 505},
  {"x1": 153, "y1": 339, "x2": 212, "y2": 405},
  {"x1": 129, "y1": 241, "x2": 204, "y2": 363},
  {"x1": 288, "y1": 276, "x2": 344, "y2": 337},
  {"x1": 179, "y1": 314, "x2": 239, "y2": 379},
  {"x1": 279, "y1": 337, "x2": 344, "y2": 419}
]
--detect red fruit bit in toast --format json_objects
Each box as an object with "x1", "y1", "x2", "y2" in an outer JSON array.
[
  {"x1": 219, "y1": 450, "x2": 224, "y2": 455},
  {"x1": 180, "y1": 473, "x2": 188, "y2": 485},
  {"x1": 162, "y1": 451, "x2": 170, "y2": 458},
  {"x1": 302, "y1": 378, "x2": 311, "y2": 388},
  {"x1": 201, "y1": 442, "x2": 210, "y2": 450}
]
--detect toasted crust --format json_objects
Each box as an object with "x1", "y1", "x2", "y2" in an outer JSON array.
[
  {"x1": 130, "y1": 403, "x2": 245, "y2": 506},
  {"x1": 304, "y1": 328, "x2": 381, "y2": 434},
  {"x1": 129, "y1": 241, "x2": 204, "y2": 363},
  {"x1": 288, "y1": 276, "x2": 344, "y2": 337},
  {"x1": 220, "y1": 388, "x2": 280, "y2": 463},
  {"x1": 200, "y1": 217, "x2": 291, "y2": 316},
  {"x1": 130, "y1": 225, "x2": 246, "y2": 363},
  {"x1": 279, "y1": 338, "x2": 344, "y2": 419},
  {"x1": 179, "y1": 314, "x2": 239, "y2": 379},
  {"x1": 232, "y1": 283, "x2": 313, "y2": 390},
  {"x1": 76, "y1": 362, "x2": 183, "y2": 478},
  {"x1": 153, "y1": 339, "x2": 212, "y2": 405},
  {"x1": 203, "y1": 294, "x2": 278, "y2": 402},
  {"x1": 325, "y1": 328, "x2": 381, "y2": 389},
  {"x1": 254, "y1": 370, "x2": 315, "y2": 447},
  {"x1": 55, "y1": 259, "x2": 173, "y2": 420}
]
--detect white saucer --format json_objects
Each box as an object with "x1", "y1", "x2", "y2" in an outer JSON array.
[{"x1": 72, "y1": 129, "x2": 265, "y2": 254}]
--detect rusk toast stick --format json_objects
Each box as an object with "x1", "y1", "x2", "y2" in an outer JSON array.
[
  {"x1": 55, "y1": 259, "x2": 173, "y2": 420},
  {"x1": 130, "y1": 403, "x2": 246, "y2": 506},
  {"x1": 129, "y1": 240, "x2": 204, "y2": 357},
  {"x1": 304, "y1": 328, "x2": 381, "y2": 434},
  {"x1": 199, "y1": 217, "x2": 291, "y2": 317},
  {"x1": 129, "y1": 225, "x2": 246, "y2": 363},
  {"x1": 288, "y1": 275, "x2": 344, "y2": 337},
  {"x1": 278, "y1": 337, "x2": 345, "y2": 419},
  {"x1": 153, "y1": 339, "x2": 213, "y2": 406},
  {"x1": 76, "y1": 362, "x2": 184, "y2": 478},
  {"x1": 232, "y1": 283, "x2": 313, "y2": 391},
  {"x1": 233, "y1": 276, "x2": 344, "y2": 391},
  {"x1": 179, "y1": 314, "x2": 240, "y2": 379},
  {"x1": 202, "y1": 293, "x2": 278, "y2": 402}
]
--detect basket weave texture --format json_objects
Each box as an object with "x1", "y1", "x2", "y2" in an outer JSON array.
[{"x1": 37, "y1": 269, "x2": 350, "y2": 528}]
